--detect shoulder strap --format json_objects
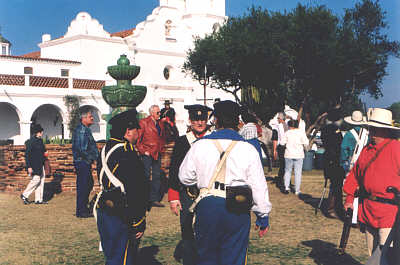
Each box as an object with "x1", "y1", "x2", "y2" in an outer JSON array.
[
  {"x1": 99, "y1": 143, "x2": 125, "y2": 193},
  {"x1": 359, "y1": 140, "x2": 392, "y2": 179},
  {"x1": 206, "y1": 140, "x2": 237, "y2": 190},
  {"x1": 350, "y1": 129, "x2": 360, "y2": 143},
  {"x1": 186, "y1": 131, "x2": 197, "y2": 146}
]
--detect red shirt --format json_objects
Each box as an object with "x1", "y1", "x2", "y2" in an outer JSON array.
[{"x1": 343, "y1": 139, "x2": 400, "y2": 228}]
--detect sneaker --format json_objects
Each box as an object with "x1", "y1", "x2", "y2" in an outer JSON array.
[
  {"x1": 282, "y1": 189, "x2": 289, "y2": 195},
  {"x1": 295, "y1": 191, "x2": 301, "y2": 196},
  {"x1": 20, "y1": 194, "x2": 31, "y2": 205},
  {"x1": 35, "y1": 201, "x2": 48, "y2": 205}
]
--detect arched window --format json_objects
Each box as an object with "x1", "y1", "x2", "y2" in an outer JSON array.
[
  {"x1": 163, "y1": 66, "x2": 171, "y2": 80},
  {"x1": 24, "y1": 67, "x2": 33, "y2": 75}
]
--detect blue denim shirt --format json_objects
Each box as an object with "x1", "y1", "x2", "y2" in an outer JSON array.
[{"x1": 72, "y1": 123, "x2": 99, "y2": 165}]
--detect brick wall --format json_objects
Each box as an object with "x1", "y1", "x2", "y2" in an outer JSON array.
[
  {"x1": 0, "y1": 142, "x2": 174, "y2": 194},
  {"x1": 0, "y1": 144, "x2": 102, "y2": 194}
]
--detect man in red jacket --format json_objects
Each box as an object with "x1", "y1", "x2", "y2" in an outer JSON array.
[
  {"x1": 136, "y1": 105, "x2": 166, "y2": 207},
  {"x1": 343, "y1": 108, "x2": 400, "y2": 256}
]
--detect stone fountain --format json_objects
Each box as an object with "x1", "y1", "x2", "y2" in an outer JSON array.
[{"x1": 102, "y1": 54, "x2": 147, "y2": 139}]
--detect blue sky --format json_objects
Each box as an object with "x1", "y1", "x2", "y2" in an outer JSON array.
[{"x1": 0, "y1": 0, "x2": 399, "y2": 107}]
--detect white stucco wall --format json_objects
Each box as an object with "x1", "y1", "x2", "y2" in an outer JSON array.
[{"x1": 0, "y1": 0, "x2": 233, "y2": 143}]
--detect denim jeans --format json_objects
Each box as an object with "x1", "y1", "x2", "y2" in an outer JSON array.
[
  {"x1": 284, "y1": 158, "x2": 304, "y2": 193},
  {"x1": 141, "y1": 155, "x2": 161, "y2": 202},
  {"x1": 74, "y1": 161, "x2": 93, "y2": 216}
]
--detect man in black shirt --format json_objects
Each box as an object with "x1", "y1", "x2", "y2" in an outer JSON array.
[{"x1": 21, "y1": 124, "x2": 47, "y2": 205}]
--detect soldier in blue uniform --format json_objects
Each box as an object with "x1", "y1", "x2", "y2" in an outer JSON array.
[
  {"x1": 179, "y1": 100, "x2": 272, "y2": 265},
  {"x1": 95, "y1": 109, "x2": 149, "y2": 265},
  {"x1": 168, "y1": 104, "x2": 212, "y2": 265}
]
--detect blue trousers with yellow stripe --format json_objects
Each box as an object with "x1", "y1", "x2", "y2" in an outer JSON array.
[
  {"x1": 96, "y1": 208, "x2": 140, "y2": 265},
  {"x1": 194, "y1": 196, "x2": 250, "y2": 265}
]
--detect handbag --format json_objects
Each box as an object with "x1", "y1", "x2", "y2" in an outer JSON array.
[{"x1": 44, "y1": 159, "x2": 51, "y2": 177}]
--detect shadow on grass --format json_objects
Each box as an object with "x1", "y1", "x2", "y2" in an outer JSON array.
[
  {"x1": 302, "y1": 239, "x2": 363, "y2": 265},
  {"x1": 138, "y1": 245, "x2": 162, "y2": 265},
  {"x1": 44, "y1": 172, "x2": 65, "y2": 202},
  {"x1": 298, "y1": 193, "x2": 345, "y2": 221}
]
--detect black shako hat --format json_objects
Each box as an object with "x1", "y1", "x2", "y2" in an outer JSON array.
[
  {"x1": 184, "y1": 104, "x2": 212, "y2": 121},
  {"x1": 109, "y1": 109, "x2": 140, "y2": 133},
  {"x1": 32, "y1": 124, "x2": 44, "y2": 134},
  {"x1": 212, "y1": 100, "x2": 240, "y2": 119}
]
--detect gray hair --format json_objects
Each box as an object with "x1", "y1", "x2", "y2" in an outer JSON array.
[
  {"x1": 149, "y1": 105, "x2": 159, "y2": 114},
  {"x1": 79, "y1": 106, "x2": 93, "y2": 120}
]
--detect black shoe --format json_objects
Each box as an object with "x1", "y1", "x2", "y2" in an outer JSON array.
[
  {"x1": 35, "y1": 201, "x2": 48, "y2": 205},
  {"x1": 20, "y1": 194, "x2": 31, "y2": 205},
  {"x1": 77, "y1": 213, "x2": 94, "y2": 218},
  {"x1": 151, "y1": 201, "x2": 165, "y2": 207},
  {"x1": 282, "y1": 189, "x2": 289, "y2": 195}
]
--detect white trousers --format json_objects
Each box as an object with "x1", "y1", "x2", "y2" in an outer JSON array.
[
  {"x1": 22, "y1": 168, "x2": 45, "y2": 202},
  {"x1": 365, "y1": 226, "x2": 392, "y2": 256}
]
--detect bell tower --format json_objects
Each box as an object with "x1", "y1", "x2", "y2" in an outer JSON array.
[
  {"x1": 185, "y1": 0, "x2": 225, "y2": 17},
  {"x1": 0, "y1": 31, "x2": 11, "y2": 55}
]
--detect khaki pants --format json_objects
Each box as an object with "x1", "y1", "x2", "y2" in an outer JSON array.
[
  {"x1": 22, "y1": 169, "x2": 45, "y2": 202},
  {"x1": 365, "y1": 225, "x2": 392, "y2": 256}
]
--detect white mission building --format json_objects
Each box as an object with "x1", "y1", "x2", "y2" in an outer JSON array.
[{"x1": 0, "y1": 0, "x2": 232, "y2": 144}]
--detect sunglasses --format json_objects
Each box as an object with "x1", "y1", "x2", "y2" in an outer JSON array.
[{"x1": 156, "y1": 112, "x2": 161, "y2": 114}]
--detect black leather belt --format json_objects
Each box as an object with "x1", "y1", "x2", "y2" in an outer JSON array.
[{"x1": 365, "y1": 195, "x2": 396, "y2": 205}]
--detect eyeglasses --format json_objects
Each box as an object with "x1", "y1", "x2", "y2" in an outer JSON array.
[{"x1": 156, "y1": 112, "x2": 161, "y2": 115}]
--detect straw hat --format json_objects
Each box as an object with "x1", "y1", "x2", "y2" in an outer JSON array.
[
  {"x1": 365, "y1": 108, "x2": 400, "y2": 130},
  {"x1": 344, "y1": 110, "x2": 365, "y2": 125}
]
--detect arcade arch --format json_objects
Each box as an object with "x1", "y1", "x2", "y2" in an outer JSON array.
[
  {"x1": 31, "y1": 104, "x2": 65, "y2": 140},
  {"x1": 0, "y1": 102, "x2": 21, "y2": 143},
  {"x1": 79, "y1": 105, "x2": 101, "y2": 138}
]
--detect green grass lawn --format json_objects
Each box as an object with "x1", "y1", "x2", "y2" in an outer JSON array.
[{"x1": 0, "y1": 169, "x2": 369, "y2": 264}]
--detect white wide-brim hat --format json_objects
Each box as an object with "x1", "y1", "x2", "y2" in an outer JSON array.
[
  {"x1": 344, "y1": 110, "x2": 366, "y2": 125},
  {"x1": 365, "y1": 108, "x2": 400, "y2": 130}
]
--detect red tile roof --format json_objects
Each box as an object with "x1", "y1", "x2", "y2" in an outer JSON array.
[
  {"x1": 0, "y1": 74, "x2": 25, "y2": 86},
  {"x1": 30, "y1": 76, "x2": 68, "y2": 88},
  {"x1": 110, "y1": 28, "x2": 135, "y2": 38},
  {"x1": 21, "y1": 51, "x2": 41, "y2": 58},
  {"x1": 0, "y1": 55, "x2": 80, "y2": 64},
  {"x1": 73, "y1": 78, "x2": 105, "y2": 90}
]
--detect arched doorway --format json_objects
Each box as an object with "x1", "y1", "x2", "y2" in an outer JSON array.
[
  {"x1": 31, "y1": 104, "x2": 64, "y2": 140},
  {"x1": 0, "y1": 102, "x2": 20, "y2": 144}
]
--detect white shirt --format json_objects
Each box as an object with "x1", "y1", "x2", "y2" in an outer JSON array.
[
  {"x1": 179, "y1": 138, "x2": 272, "y2": 217},
  {"x1": 281, "y1": 128, "x2": 309, "y2": 159}
]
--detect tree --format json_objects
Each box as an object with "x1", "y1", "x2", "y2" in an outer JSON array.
[
  {"x1": 388, "y1": 102, "x2": 400, "y2": 122},
  {"x1": 63, "y1": 95, "x2": 81, "y2": 138},
  {"x1": 183, "y1": 1, "x2": 399, "y2": 125}
]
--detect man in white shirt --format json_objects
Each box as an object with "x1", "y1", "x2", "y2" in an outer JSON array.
[
  {"x1": 179, "y1": 100, "x2": 272, "y2": 265},
  {"x1": 281, "y1": 120, "x2": 309, "y2": 195}
]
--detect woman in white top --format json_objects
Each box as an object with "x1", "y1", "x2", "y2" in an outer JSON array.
[{"x1": 281, "y1": 119, "x2": 309, "y2": 195}]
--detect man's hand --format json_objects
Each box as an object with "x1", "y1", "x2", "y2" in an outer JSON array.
[
  {"x1": 255, "y1": 215, "x2": 269, "y2": 238},
  {"x1": 169, "y1": 201, "x2": 182, "y2": 216},
  {"x1": 255, "y1": 225, "x2": 269, "y2": 238},
  {"x1": 135, "y1": 232, "x2": 144, "y2": 239},
  {"x1": 273, "y1": 151, "x2": 277, "y2": 161},
  {"x1": 28, "y1": 168, "x2": 33, "y2": 176},
  {"x1": 344, "y1": 202, "x2": 353, "y2": 211},
  {"x1": 144, "y1": 151, "x2": 150, "y2": 156}
]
